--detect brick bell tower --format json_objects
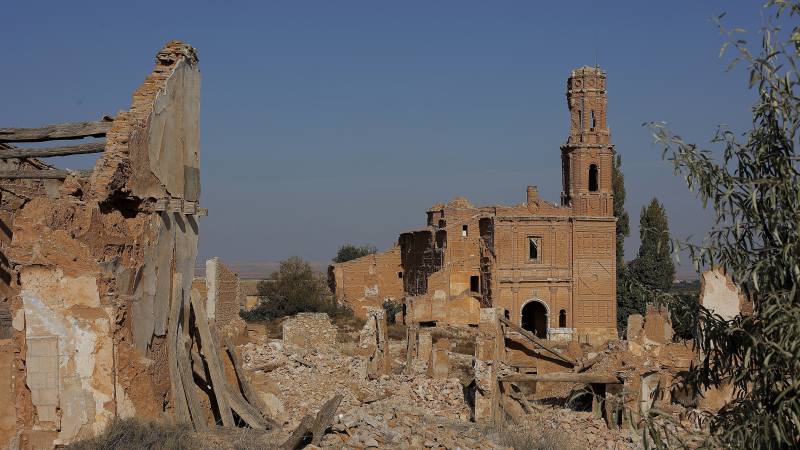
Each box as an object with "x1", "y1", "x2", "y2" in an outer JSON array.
[{"x1": 560, "y1": 66, "x2": 614, "y2": 217}]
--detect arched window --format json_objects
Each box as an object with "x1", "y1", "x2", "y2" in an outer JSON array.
[
  {"x1": 559, "y1": 309, "x2": 567, "y2": 328},
  {"x1": 589, "y1": 164, "x2": 598, "y2": 192},
  {"x1": 590, "y1": 110, "x2": 595, "y2": 131}
]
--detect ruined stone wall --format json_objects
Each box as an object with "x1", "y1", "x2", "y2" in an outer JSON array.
[
  {"x1": 205, "y1": 258, "x2": 240, "y2": 327},
  {"x1": 0, "y1": 41, "x2": 204, "y2": 449},
  {"x1": 282, "y1": 313, "x2": 336, "y2": 351},
  {"x1": 328, "y1": 247, "x2": 403, "y2": 317}
]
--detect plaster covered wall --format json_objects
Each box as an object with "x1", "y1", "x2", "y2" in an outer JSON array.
[{"x1": 700, "y1": 267, "x2": 748, "y2": 321}]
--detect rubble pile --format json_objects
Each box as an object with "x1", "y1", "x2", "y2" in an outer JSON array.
[
  {"x1": 316, "y1": 402, "x2": 509, "y2": 450},
  {"x1": 240, "y1": 339, "x2": 471, "y2": 430}
]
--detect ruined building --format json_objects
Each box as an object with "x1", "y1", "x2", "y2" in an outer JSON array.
[
  {"x1": 0, "y1": 42, "x2": 209, "y2": 448},
  {"x1": 330, "y1": 66, "x2": 617, "y2": 344}
]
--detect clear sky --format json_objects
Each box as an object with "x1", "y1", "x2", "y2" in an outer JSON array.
[{"x1": 2, "y1": 1, "x2": 772, "y2": 273}]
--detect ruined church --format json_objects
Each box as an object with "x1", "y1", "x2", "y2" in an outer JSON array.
[{"x1": 329, "y1": 66, "x2": 617, "y2": 344}]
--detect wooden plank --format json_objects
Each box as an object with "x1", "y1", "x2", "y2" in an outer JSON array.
[
  {"x1": 508, "y1": 382, "x2": 541, "y2": 414},
  {"x1": 405, "y1": 326, "x2": 416, "y2": 375},
  {"x1": 501, "y1": 373, "x2": 620, "y2": 384},
  {"x1": 223, "y1": 383, "x2": 267, "y2": 430},
  {"x1": 310, "y1": 394, "x2": 343, "y2": 445},
  {"x1": 177, "y1": 323, "x2": 207, "y2": 431},
  {"x1": 499, "y1": 315, "x2": 576, "y2": 366},
  {"x1": 0, "y1": 142, "x2": 105, "y2": 159},
  {"x1": 281, "y1": 394, "x2": 343, "y2": 449},
  {"x1": 0, "y1": 121, "x2": 113, "y2": 142},
  {"x1": 224, "y1": 337, "x2": 273, "y2": 424},
  {"x1": 191, "y1": 351, "x2": 208, "y2": 384},
  {"x1": 190, "y1": 289, "x2": 235, "y2": 427},
  {"x1": 167, "y1": 274, "x2": 189, "y2": 422},
  {"x1": 0, "y1": 170, "x2": 92, "y2": 179},
  {"x1": 282, "y1": 414, "x2": 315, "y2": 450}
]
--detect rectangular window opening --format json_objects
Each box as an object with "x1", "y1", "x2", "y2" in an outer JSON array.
[
  {"x1": 470, "y1": 276, "x2": 479, "y2": 293},
  {"x1": 462, "y1": 225, "x2": 468, "y2": 237},
  {"x1": 398, "y1": 272, "x2": 403, "y2": 279},
  {"x1": 529, "y1": 237, "x2": 541, "y2": 261}
]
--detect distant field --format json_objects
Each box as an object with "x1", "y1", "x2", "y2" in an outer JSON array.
[{"x1": 194, "y1": 261, "x2": 331, "y2": 279}]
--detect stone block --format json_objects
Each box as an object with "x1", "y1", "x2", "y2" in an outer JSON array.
[
  {"x1": 626, "y1": 314, "x2": 643, "y2": 340},
  {"x1": 644, "y1": 316, "x2": 666, "y2": 344},
  {"x1": 417, "y1": 332, "x2": 432, "y2": 362}
]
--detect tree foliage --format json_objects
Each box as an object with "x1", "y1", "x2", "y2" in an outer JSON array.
[
  {"x1": 628, "y1": 198, "x2": 676, "y2": 293},
  {"x1": 617, "y1": 198, "x2": 675, "y2": 330},
  {"x1": 240, "y1": 255, "x2": 350, "y2": 322},
  {"x1": 613, "y1": 152, "x2": 632, "y2": 331},
  {"x1": 636, "y1": 2, "x2": 800, "y2": 447},
  {"x1": 612, "y1": 152, "x2": 631, "y2": 269},
  {"x1": 332, "y1": 244, "x2": 379, "y2": 264}
]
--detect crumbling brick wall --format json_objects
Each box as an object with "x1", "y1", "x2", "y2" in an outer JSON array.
[
  {"x1": 0, "y1": 41, "x2": 205, "y2": 449},
  {"x1": 205, "y1": 257, "x2": 240, "y2": 327}
]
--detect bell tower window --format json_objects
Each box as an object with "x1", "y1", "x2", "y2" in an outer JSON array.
[
  {"x1": 589, "y1": 164, "x2": 598, "y2": 192},
  {"x1": 590, "y1": 110, "x2": 595, "y2": 131}
]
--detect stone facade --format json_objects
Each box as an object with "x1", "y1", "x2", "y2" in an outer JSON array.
[
  {"x1": 0, "y1": 42, "x2": 205, "y2": 448},
  {"x1": 282, "y1": 313, "x2": 337, "y2": 351},
  {"x1": 328, "y1": 67, "x2": 617, "y2": 344}
]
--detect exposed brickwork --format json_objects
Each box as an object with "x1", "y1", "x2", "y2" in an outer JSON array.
[
  {"x1": 205, "y1": 258, "x2": 240, "y2": 328},
  {"x1": 91, "y1": 41, "x2": 200, "y2": 203}
]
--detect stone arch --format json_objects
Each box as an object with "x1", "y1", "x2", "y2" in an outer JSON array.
[{"x1": 520, "y1": 298, "x2": 550, "y2": 339}]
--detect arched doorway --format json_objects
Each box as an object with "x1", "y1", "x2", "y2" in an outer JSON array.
[{"x1": 521, "y1": 301, "x2": 548, "y2": 339}]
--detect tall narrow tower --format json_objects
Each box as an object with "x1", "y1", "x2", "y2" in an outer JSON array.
[{"x1": 560, "y1": 66, "x2": 614, "y2": 217}]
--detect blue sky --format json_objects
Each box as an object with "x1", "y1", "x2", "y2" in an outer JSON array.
[{"x1": 2, "y1": 1, "x2": 774, "y2": 273}]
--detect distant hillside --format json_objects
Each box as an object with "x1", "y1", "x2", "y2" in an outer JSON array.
[{"x1": 194, "y1": 261, "x2": 331, "y2": 279}]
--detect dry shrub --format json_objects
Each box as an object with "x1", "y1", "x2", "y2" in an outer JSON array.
[
  {"x1": 494, "y1": 417, "x2": 581, "y2": 450},
  {"x1": 65, "y1": 417, "x2": 199, "y2": 450},
  {"x1": 386, "y1": 324, "x2": 407, "y2": 341},
  {"x1": 65, "y1": 417, "x2": 281, "y2": 450}
]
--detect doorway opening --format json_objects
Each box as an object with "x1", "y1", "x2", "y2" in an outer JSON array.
[{"x1": 521, "y1": 301, "x2": 548, "y2": 339}]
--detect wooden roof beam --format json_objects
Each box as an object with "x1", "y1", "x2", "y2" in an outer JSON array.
[
  {"x1": 0, "y1": 170, "x2": 92, "y2": 179},
  {"x1": 0, "y1": 121, "x2": 113, "y2": 143},
  {"x1": 0, "y1": 142, "x2": 105, "y2": 159}
]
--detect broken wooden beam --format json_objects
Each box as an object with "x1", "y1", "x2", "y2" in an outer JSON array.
[
  {"x1": 282, "y1": 394, "x2": 343, "y2": 449},
  {"x1": 224, "y1": 337, "x2": 274, "y2": 425},
  {"x1": 190, "y1": 289, "x2": 235, "y2": 427},
  {"x1": 167, "y1": 275, "x2": 189, "y2": 422},
  {"x1": 499, "y1": 315, "x2": 576, "y2": 367},
  {"x1": 500, "y1": 373, "x2": 621, "y2": 384},
  {"x1": 223, "y1": 383, "x2": 268, "y2": 430},
  {"x1": 0, "y1": 121, "x2": 113, "y2": 142},
  {"x1": 0, "y1": 142, "x2": 105, "y2": 159},
  {"x1": 0, "y1": 169, "x2": 93, "y2": 179},
  {"x1": 177, "y1": 323, "x2": 207, "y2": 431}
]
